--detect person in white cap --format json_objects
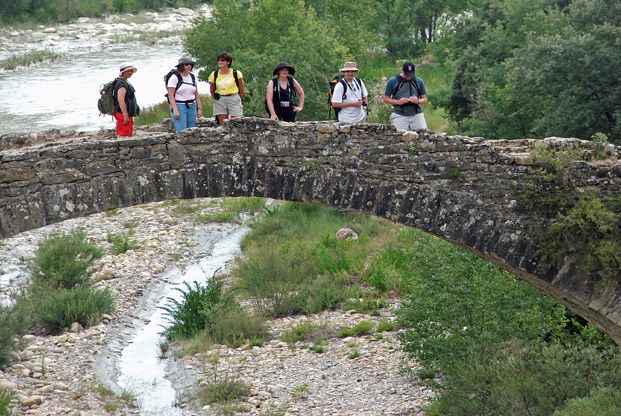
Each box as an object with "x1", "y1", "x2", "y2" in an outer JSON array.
[
  {"x1": 330, "y1": 61, "x2": 368, "y2": 124},
  {"x1": 114, "y1": 63, "x2": 139, "y2": 137}
]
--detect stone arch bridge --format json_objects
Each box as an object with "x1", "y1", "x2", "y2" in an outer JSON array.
[{"x1": 1, "y1": 118, "x2": 620, "y2": 343}]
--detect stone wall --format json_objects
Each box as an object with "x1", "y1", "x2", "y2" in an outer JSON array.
[{"x1": 1, "y1": 118, "x2": 620, "y2": 343}]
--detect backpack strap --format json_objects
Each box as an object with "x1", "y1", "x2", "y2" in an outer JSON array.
[
  {"x1": 339, "y1": 78, "x2": 347, "y2": 100},
  {"x1": 213, "y1": 69, "x2": 240, "y2": 89}
]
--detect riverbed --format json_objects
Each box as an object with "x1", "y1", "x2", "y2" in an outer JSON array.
[{"x1": 0, "y1": 6, "x2": 210, "y2": 134}]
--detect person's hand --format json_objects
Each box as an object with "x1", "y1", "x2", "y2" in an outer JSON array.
[
  {"x1": 293, "y1": 106, "x2": 303, "y2": 113},
  {"x1": 197, "y1": 108, "x2": 203, "y2": 118},
  {"x1": 270, "y1": 113, "x2": 279, "y2": 120},
  {"x1": 409, "y1": 96, "x2": 420, "y2": 104},
  {"x1": 123, "y1": 114, "x2": 129, "y2": 124},
  {"x1": 398, "y1": 97, "x2": 409, "y2": 105},
  {"x1": 351, "y1": 101, "x2": 363, "y2": 107},
  {"x1": 173, "y1": 109, "x2": 181, "y2": 120}
]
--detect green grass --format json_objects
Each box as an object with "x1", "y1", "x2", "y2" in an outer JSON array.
[
  {"x1": 0, "y1": 386, "x2": 14, "y2": 415},
  {"x1": 107, "y1": 231, "x2": 139, "y2": 254},
  {"x1": 161, "y1": 279, "x2": 267, "y2": 350},
  {"x1": 0, "y1": 50, "x2": 61, "y2": 70},
  {"x1": 233, "y1": 202, "x2": 397, "y2": 317},
  {"x1": 33, "y1": 287, "x2": 114, "y2": 334},
  {"x1": 340, "y1": 320, "x2": 374, "y2": 338},
  {"x1": 0, "y1": 300, "x2": 31, "y2": 369},
  {"x1": 200, "y1": 378, "x2": 251, "y2": 405}
]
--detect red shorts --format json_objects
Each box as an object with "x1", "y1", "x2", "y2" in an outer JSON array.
[{"x1": 113, "y1": 112, "x2": 134, "y2": 136}]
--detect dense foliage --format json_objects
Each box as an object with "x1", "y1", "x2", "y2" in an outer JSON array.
[{"x1": 444, "y1": 0, "x2": 621, "y2": 142}]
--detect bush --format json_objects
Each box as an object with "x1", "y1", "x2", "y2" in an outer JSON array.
[
  {"x1": 107, "y1": 231, "x2": 138, "y2": 254},
  {"x1": 426, "y1": 342, "x2": 621, "y2": 416},
  {"x1": 200, "y1": 378, "x2": 251, "y2": 405},
  {"x1": 0, "y1": 387, "x2": 14, "y2": 416},
  {"x1": 340, "y1": 321, "x2": 374, "y2": 338},
  {"x1": 554, "y1": 387, "x2": 621, "y2": 416},
  {"x1": 28, "y1": 229, "x2": 103, "y2": 291},
  {"x1": 33, "y1": 287, "x2": 114, "y2": 334},
  {"x1": 0, "y1": 299, "x2": 31, "y2": 369},
  {"x1": 162, "y1": 279, "x2": 267, "y2": 346}
]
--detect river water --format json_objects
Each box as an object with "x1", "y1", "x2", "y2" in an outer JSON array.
[
  {"x1": 0, "y1": 7, "x2": 210, "y2": 134},
  {"x1": 115, "y1": 223, "x2": 248, "y2": 415}
]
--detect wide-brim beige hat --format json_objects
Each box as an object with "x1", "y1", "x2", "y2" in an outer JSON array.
[
  {"x1": 340, "y1": 61, "x2": 359, "y2": 71},
  {"x1": 119, "y1": 63, "x2": 138, "y2": 75}
]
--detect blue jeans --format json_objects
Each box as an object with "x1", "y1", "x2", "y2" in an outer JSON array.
[{"x1": 170, "y1": 101, "x2": 197, "y2": 133}]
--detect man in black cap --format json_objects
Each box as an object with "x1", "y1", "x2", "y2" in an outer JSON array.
[
  {"x1": 266, "y1": 62, "x2": 305, "y2": 122},
  {"x1": 382, "y1": 61, "x2": 428, "y2": 131}
]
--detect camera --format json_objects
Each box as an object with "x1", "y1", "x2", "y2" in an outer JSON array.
[{"x1": 214, "y1": 93, "x2": 221, "y2": 100}]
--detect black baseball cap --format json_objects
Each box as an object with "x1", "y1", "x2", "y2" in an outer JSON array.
[{"x1": 402, "y1": 61, "x2": 416, "y2": 75}]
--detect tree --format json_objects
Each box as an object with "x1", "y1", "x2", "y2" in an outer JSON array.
[{"x1": 185, "y1": 0, "x2": 349, "y2": 120}]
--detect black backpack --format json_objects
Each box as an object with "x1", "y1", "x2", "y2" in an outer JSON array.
[
  {"x1": 390, "y1": 74, "x2": 421, "y2": 106},
  {"x1": 328, "y1": 75, "x2": 363, "y2": 119},
  {"x1": 164, "y1": 69, "x2": 196, "y2": 103},
  {"x1": 264, "y1": 76, "x2": 296, "y2": 115}
]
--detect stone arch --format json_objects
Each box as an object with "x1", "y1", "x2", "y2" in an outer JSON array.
[{"x1": 1, "y1": 118, "x2": 620, "y2": 343}]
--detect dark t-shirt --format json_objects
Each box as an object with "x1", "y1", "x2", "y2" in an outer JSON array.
[
  {"x1": 113, "y1": 78, "x2": 139, "y2": 116},
  {"x1": 384, "y1": 76, "x2": 427, "y2": 116}
]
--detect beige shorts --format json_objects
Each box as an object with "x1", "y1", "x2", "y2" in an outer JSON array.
[
  {"x1": 390, "y1": 112, "x2": 427, "y2": 131},
  {"x1": 213, "y1": 94, "x2": 243, "y2": 117}
]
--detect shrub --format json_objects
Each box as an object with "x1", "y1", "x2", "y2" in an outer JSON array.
[
  {"x1": 340, "y1": 321, "x2": 374, "y2": 338},
  {"x1": 200, "y1": 378, "x2": 251, "y2": 405},
  {"x1": 554, "y1": 387, "x2": 621, "y2": 416},
  {"x1": 107, "y1": 231, "x2": 138, "y2": 254},
  {"x1": 162, "y1": 279, "x2": 266, "y2": 347},
  {"x1": 0, "y1": 387, "x2": 14, "y2": 416},
  {"x1": 0, "y1": 298, "x2": 32, "y2": 369},
  {"x1": 28, "y1": 229, "x2": 103, "y2": 291},
  {"x1": 210, "y1": 309, "x2": 268, "y2": 348},
  {"x1": 343, "y1": 297, "x2": 388, "y2": 315},
  {"x1": 33, "y1": 287, "x2": 114, "y2": 333},
  {"x1": 425, "y1": 342, "x2": 621, "y2": 416},
  {"x1": 376, "y1": 320, "x2": 397, "y2": 332}
]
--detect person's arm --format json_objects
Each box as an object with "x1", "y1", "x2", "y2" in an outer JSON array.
[
  {"x1": 209, "y1": 71, "x2": 216, "y2": 98},
  {"x1": 195, "y1": 84, "x2": 203, "y2": 118},
  {"x1": 294, "y1": 79, "x2": 304, "y2": 112},
  {"x1": 382, "y1": 78, "x2": 409, "y2": 106},
  {"x1": 266, "y1": 80, "x2": 278, "y2": 120},
  {"x1": 167, "y1": 86, "x2": 180, "y2": 119},
  {"x1": 237, "y1": 77, "x2": 245, "y2": 99},
  {"x1": 117, "y1": 87, "x2": 129, "y2": 123}
]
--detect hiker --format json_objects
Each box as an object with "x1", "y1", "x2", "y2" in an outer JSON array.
[
  {"x1": 330, "y1": 61, "x2": 368, "y2": 124},
  {"x1": 167, "y1": 57, "x2": 202, "y2": 133},
  {"x1": 382, "y1": 61, "x2": 428, "y2": 131},
  {"x1": 114, "y1": 63, "x2": 140, "y2": 137},
  {"x1": 266, "y1": 62, "x2": 305, "y2": 122},
  {"x1": 208, "y1": 52, "x2": 244, "y2": 125}
]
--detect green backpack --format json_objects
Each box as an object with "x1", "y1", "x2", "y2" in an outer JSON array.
[{"x1": 97, "y1": 79, "x2": 117, "y2": 115}]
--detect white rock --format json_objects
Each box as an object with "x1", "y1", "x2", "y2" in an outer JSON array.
[
  {"x1": 77, "y1": 17, "x2": 90, "y2": 23},
  {"x1": 42, "y1": 27, "x2": 57, "y2": 33},
  {"x1": 176, "y1": 7, "x2": 195, "y2": 16},
  {"x1": 21, "y1": 395, "x2": 43, "y2": 406}
]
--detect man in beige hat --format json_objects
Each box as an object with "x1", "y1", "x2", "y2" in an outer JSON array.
[
  {"x1": 331, "y1": 61, "x2": 368, "y2": 123},
  {"x1": 114, "y1": 63, "x2": 139, "y2": 137}
]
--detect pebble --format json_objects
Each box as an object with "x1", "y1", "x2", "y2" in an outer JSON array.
[{"x1": 0, "y1": 196, "x2": 432, "y2": 415}]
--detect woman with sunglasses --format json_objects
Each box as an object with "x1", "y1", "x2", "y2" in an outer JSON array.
[
  {"x1": 167, "y1": 57, "x2": 201, "y2": 133},
  {"x1": 208, "y1": 52, "x2": 244, "y2": 125}
]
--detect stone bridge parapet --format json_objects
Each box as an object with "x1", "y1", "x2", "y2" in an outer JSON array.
[{"x1": 1, "y1": 118, "x2": 620, "y2": 343}]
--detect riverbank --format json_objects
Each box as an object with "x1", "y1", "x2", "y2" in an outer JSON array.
[{"x1": 0, "y1": 198, "x2": 430, "y2": 415}]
